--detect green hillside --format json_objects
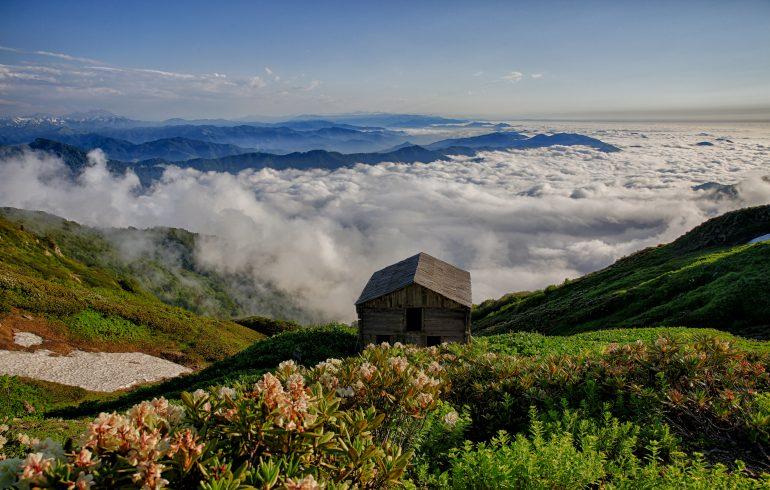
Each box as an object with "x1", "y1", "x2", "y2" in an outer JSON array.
[
  {"x1": 0, "y1": 207, "x2": 316, "y2": 322},
  {"x1": 0, "y1": 213, "x2": 262, "y2": 367},
  {"x1": 473, "y1": 205, "x2": 770, "y2": 338}
]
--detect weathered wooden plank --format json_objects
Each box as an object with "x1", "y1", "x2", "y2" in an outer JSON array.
[{"x1": 359, "y1": 283, "x2": 465, "y2": 309}]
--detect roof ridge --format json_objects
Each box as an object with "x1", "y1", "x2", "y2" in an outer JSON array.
[{"x1": 355, "y1": 252, "x2": 471, "y2": 307}]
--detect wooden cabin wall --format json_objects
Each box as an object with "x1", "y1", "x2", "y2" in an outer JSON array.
[
  {"x1": 359, "y1": 283, "x2": 464, "y2": 309},
  {"x1": 357, "y1": 283, "x2": 470, "y2": 346}
]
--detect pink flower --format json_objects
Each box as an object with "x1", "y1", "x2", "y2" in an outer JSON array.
[
  {"x1": 388, "y1": 356, "x2": 409, "y2": 374},
  {"x1": 358, "y1": 362, "x2": 377, "y2": 381},
  {"x1": 285, "y1": 474, "x2": 321, "y2": 489},
  {"x1": 20, "y1": 452, "x2": 52, "y2": 481},
  {"x1": 443, "y1": 411, "x2": 460, "y2": 427},
  {"x1": 415, "y1": 393, "x2": 434, "y2": 409},
  {"x1": 69, "y1": 472, "x2": 95, "y2": 489},
  {"x1": 74, "y1": 448, "x2": 94, "y2": 468},
  {"x1": 133, "y1": 461, "x2": 168, "y2": 489}
]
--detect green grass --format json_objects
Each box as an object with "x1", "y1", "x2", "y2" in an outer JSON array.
[
  {"x1": 0, "y1": 375, "x2": 111, "y2": 419},
  {"x1": 51, "y1": 324, "x2": 358, "y2": 417},
  {"x1": 0, "y1": 207, "x2": 314, "y2": 322},
  {"x1": 0, "y1": 214, "x2": 262, "y2": 366},
  {"x1": 473, "y1": 205, "x2": 770, "y2": 339},
  {"x1": 481, "y1": 327, "x2": 770, "y2": 357},
  {"x1": 233, "y1": 315, "x2": 301, "y2": 336},
  {"x1": 65, "y1": 309, "x2": 155, "y2": 342},
  {"x1": 50, "y1": 324, "x2": 769, "y2": 419}
]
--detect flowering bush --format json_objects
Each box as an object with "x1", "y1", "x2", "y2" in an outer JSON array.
[
  {"x1": 446, "y1": 336, "x2": 770, "y2": 459},
  {"x1": 0, "y1": 343, "x2": 450, "y2": 488},
  {"x1": 3, "y1": 335, "x2": 769, "y2": 487}
]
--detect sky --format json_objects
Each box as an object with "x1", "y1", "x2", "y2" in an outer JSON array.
[{"x1": 1, "y1": 0, "x2": 769, "y2": 120}]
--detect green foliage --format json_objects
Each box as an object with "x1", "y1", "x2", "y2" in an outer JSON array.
[
  {"x1": 447, "y1": 335, "x2": 770, "y2": 470},
  {"x1": 65, "y1": 309, "x2": 154, "y2": 342},
  {"x1": 448, "y1": 429, "x2": 605, "y2": 489},
  {"x1": 473, "y1": 205, "x2": 770, "y2": 339},
  {"x1": 446, "y1": 409, "x2": 766, "y2": 489},
  {"x1": 52, "y1": 324, "x2": 358, "y2": 417},
  {"x1": 0, "y1": 213, "x2": 262, "y2": 366},
  {"x1": 0, "y1": 376, "x2": 102, "y2": 419},
  {"x1": 233, "y1": 315, "x2": 301, "y2": 336}
]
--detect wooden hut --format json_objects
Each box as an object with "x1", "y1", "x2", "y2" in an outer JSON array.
[{"x1": 355, "y1": 252, "x2": 471, "y2": 346}]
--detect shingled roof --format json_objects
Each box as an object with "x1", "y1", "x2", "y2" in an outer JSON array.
[{"x1": 355, "y1": 252, "x2": 472, "y2": 307}]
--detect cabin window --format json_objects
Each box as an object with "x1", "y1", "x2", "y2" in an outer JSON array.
[
  {"x1": 405, "y1": 308, "x2": 423, "y2": 331},
  {"x1": 376, "y1": 334, "x2": 392, "y2": 344},
  {"x1": 426, "y1": 335, "x2": 441, "y2": 347}
]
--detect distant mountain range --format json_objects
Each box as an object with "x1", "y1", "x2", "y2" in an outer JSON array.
[
  {"x1": 33, "y1": 134, "x2": 253, "y2": 162},
  {"x1": 0, "y1": 122, "x2": 408, "y2": 153},
  {"x1": 0, "y1": 110, "x2": 623, "y2": 183},
  {"x1": 286, "y1": 113, "x2": 468, "y2": 127},
  {"x1": 426, "y1": 131, "x2": 620, "y2": 152},
  {"x1": 1, "y1": 129, "x2": 622, "y2": 185}
]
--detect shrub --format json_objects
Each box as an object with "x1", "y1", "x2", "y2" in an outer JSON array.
[
  {"x1": 1, "y1": 342, "x2": 448, "y2": 488},
  {"x1": 6, "y1": 336, "x2": 769, "y2": 488},
  {"x1": 447, "y1": 408, "x2": 765, "y2": 489}
]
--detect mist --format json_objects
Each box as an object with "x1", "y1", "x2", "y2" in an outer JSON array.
[{"x1": 0, "y1": 123, "x2": 768, "y2": 320}]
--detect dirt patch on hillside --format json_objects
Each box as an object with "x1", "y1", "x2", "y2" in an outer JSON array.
[
  {"x1": 0, "y1": 312, "x2": 75, "y2": 355},
  {"x1": 0, "y1": 311, "x2": 190, "y2": 366}
]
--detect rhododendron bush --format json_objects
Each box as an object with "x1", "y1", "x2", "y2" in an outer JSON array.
[
  {"x1": 2, "y1": 335, "x2": 770, "y2": 488},
  {"x1": 0, "y1": 342, "x2": 452, "y2": 489}
]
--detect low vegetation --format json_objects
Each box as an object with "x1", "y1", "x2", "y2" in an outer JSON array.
[
  {"x1": 0, "y1": 207, "x2": 315, "y2": 322},
  {"x1": 2, "y1": 326, "x2": 765, "y2": 488},
  {"x1": 0, "y1": 213, "x2": 262, "y2": 366},
  {"x1": 473, "y1": 205, "x2": 770, "y2": 339}
]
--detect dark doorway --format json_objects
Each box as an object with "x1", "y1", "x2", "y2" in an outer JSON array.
[
  {"x1": 426, "y1": 335, "x2": 441, "y2": 347},
  {"x1": 405, "y1": 308, "x2": 423, "y2": 331}
]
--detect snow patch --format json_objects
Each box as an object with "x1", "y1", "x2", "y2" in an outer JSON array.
[
  {"x1": 748, "y1": 233, "x2": 770, "y2": 244},
  {"x1": 13, "y1": 331, "x2": 43, "y2": 347},
  {"x1": 0, "y1": 349, "x2": 190, "y2": 392}
]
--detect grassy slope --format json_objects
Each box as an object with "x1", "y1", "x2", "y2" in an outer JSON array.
[
  {"x1": 0, "y1": 375, "x2": 112, "y2": 418},
  {"x1": 53, "y1": 324, "x2": 358, "y2": 417},
  {"x1": 473, "y1": 205, "x2": 770, "y2": 338},
  {"x1": 51, "y1": 324, "x2": 770, "y2": 419},
  {"x1": 0, "y1": 207, "x2": 312, "y2": 322},
  {"x1": 0, "y1": 214, "x2": 262, "y2": 367}
]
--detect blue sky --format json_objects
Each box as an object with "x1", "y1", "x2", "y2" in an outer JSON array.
[{"x1": 1, "y1": 0, "x2": 768, "y2": 119}]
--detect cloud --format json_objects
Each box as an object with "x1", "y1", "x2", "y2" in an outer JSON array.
[
  {"x1": 249, "y1": 76, "x2": 266, "y2": 89},
  {"x1": 0, "y1": 124, "x2": 768, "y2": 320},
  {"x1": 473, "y1": 71, "x2": 484, "y2": 77},
  {"x1": 0, "y1": 46, "x2": 321, "y2": 115},
  {"x1": 501, "y1": 71, "x2": 523, "y2": 83},
  {"x1": 33, "y1": 50, "x2": 102, "y2": 65},
  {"x1": 265, "y1": 66, "x2": 280, "y2": 81},
  {"x1": 531, "y1": 73, "x2": 543, "y2": 79}
]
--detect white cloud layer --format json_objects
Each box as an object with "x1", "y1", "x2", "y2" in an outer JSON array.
[{"x1": 0, "y1": 122, "x2": 768, "y2": 320}]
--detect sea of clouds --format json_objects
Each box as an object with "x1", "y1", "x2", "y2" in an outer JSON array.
[{"x1": 1, "y1": 121, "x2": 768, "y2": 320}]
